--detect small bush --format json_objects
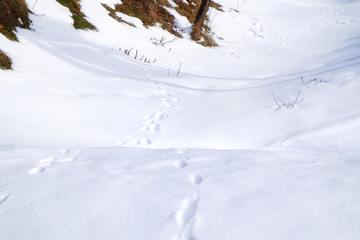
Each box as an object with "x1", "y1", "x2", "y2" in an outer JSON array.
[
  {"x1": 0, "y1": 49, "x2": 12, "y2": 70},
  {"x1": 56, "y1": 0, "x2": 97, "y2": 30},
  {"x1": 0, "y1": 0, "x2": 31, "y2": 41}
]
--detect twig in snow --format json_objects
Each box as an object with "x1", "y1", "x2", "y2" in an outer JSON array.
[
  {"x1": 176, "y1": 62, "x2": 182, "y2": 77},
  {"x1": 32, "y1": 0, "x2": 39, "y2": 9},
  {"x1": 277, "y1": 97, "x2": 286, "y2": 106},
  {"x1": 271, "y1": 93, "x2": 281, "y2": 109},
  {"x1": 134, "y1": 50, "x2": 138, "y2": 59},
  {"x1": 160, "y1": 36, "x2": 165, "y2": 44},
  {"x1": 291, "y1": 89, "x2": 301, "y2": 107},
  {"x1": 128, "y1": 47, "x2": 134, "y2": 55}
]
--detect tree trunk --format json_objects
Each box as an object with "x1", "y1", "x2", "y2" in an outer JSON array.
[{"x1": 191, "y1": 0, "x2": 210, "y2": 41}]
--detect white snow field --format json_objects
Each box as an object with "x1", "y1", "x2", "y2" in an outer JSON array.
[{"x1": 1, "y1": 0, "x2": 360, "y2": 239}]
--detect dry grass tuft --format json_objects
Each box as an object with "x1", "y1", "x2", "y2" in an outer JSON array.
[
  {"x1": 104, "y1": 0, "x2": 222, "y2": 46},
  {"x1": 0, "y1": 49, "x2": 12, "y2": 70},
  {"x1": 56, "y1": 0, "x2": 97, "y2": 30},
  {"x1": 0, "y1": 0, "x2": 31, "y2": 41},
  {"x1": 102, "y1": 4, "x2": 136, "y2": 27},
  {"x1": 105, "y1": 0, "x2": 181, "y2": 38}
]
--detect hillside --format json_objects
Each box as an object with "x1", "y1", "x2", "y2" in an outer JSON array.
[{"x1": 1, "y1": 0, "x2": 360, "y2": 239}]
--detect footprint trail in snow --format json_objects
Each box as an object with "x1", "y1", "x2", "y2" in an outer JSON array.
[
  {"x1": 28, "y1": 149, "x2": 79, "y2": 175},
  {"x1": 116, "y1": 80, "x2": 180, "y2": 147},
  {"x1": 173, "y1": 150, "x2": 203, "y2": 240}
]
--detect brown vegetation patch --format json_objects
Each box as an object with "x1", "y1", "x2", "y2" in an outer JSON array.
[
  {"x1": 102, "y1": 4, "x2": 135, "y2": 27},
  {"x1": 0, "y1": 0, "x2": 31, "y2": 41},
  {"x1": 173, "y1": 0, "x2": 201, "y2": 23},
  {"x1": 173, "y1": 0, "x2": 219, "y2": 47},
  {"x1": 104, "y1": 0, "x2": 222, "y2": 46},
  {"x1": 56, "y1": 0, "x2": 97, "y2": 30},
  {"x1": 104, "y1": 0, "x2": 181, "y2": 37},
  {"x1": 0, "y1": 49, "x2": 12, "y2": 70}
]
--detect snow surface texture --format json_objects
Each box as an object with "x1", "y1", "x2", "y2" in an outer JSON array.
[{"x1": 0, "y1": 0, "x2": 360, "y2": 239}]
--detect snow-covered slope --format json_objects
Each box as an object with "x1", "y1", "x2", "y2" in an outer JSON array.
[{"x1": 0, "y1": 0, "x2": 359, "y2": 239}]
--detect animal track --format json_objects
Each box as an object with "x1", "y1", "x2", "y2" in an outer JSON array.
[
  {"x1": 247, "y1": 17, "x2": 265, "y2": 40},
  {"x1": 0, "y1": 194, "x2": 9, "y2": 206},
  {"x1": 161, "y1": 98, "x2": 175, "y2": 108},
  {"x1": 175, "y1": 196, "x2": 198, "y2": 240},
  {"x1": 189, "y1": 174, "x2": 203, "y2": 185},
  {"x1": 115, "y1": 81, "x2": 180, "y2": 146},
  {"x1": 0, "y1": 184, "x2": 10, "y2": 206},
  {"x1": 140, "y1": 138, "x2": 152, "y2": 145},
  {"x1": 38, "y1": 157, "x2": 56, "y2": 166},
  {"x1": 28, "y1": 166, "x2": 46, "y2": 175},
  {"x1": 175, "y1": 159, "x2": 188, "y2": 168},
  {"x1": 154, "y1": 111, "x2": 168, "y2": 120},
  {"x1": 28, "y1": 153, "x2": 78, "y2": 175},
  {"x1": 28, "y1": 157, "x2": 56, "y2": 175},
  {"x1": 56, "y1": 157, "x2": 76, "y2": 163},
  {"x1": 172, "y1": 151, "x2": 204, "y2": 239}
]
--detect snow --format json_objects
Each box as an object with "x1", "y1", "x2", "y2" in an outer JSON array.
[{"x1": 0, "y1": 0, "x2": 360, "y2": 239}]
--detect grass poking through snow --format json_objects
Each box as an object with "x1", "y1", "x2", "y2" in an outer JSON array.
[
  {"x1": 0, "y1": 0, "x2": 31, "y2": 41},
  {"x1": 56, "y1": 0, "x2": 97, "y2": 31},
  {"x1": 0, "y1": 49, "x2": 12, "y2": 70},
  {"x1": 103, "y1": 0, "x2": 222, "y2": 46}
]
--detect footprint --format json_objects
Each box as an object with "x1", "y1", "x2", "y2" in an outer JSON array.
[
  {"x1": 129, "y1": 139, "x2": 140, "y2": 145},
  {"x1": 59, "y1": 149, "x2": 70, "y2": 154},
  {"x1": 140, "y1": 125, "x2": 149, "y2": 132},
  {"x1": 0, "y1": 194, "x2": 9, "y2": 206},
  {"x1": 143, "y1": 119, "x2": 155, "y2": 126},
  {"x1": 56, "y1": 157, "x2": 76, "y2": 163},
  {"x1": 38, "y1": 157, "x2": 56, "y2": 167},
  {"x1": 28, "y1": 155, "x2": 76, "y2": 175},
  {"x1": 155, "y1": 112, "x2": 168, "y2": 120},
  {"x1": 189, "y1": 174, "x2": 203, "y2": 185},
  {"x1": 159, "y1": 88, "x2": 171, "y2": 96},
  {"x1": 175, "y1": 196, "x2": 198, "y2": 240},
  {"x1": 175, "y1": 148, "x2": 188, "y2": 154},
  {"x1": 29, "y1": 157, "x2": 57, "y2": 175},
  {"x1": 140, "y1": 138, "x2": 152, "y2": 145},
  {"x1": 175, "y1": 160, "x2": 187, "y2": 168},
  {"x1": 28, "y1": 167, "x2": 45, "y2": 175},
  {"x1": 161, "y1": 99, "x2": 174, "y2": 108},
  {"x1": 149, "y1": 123, "x2": 160, "y2": 132},
  {"x1": 115, "y1": 140, "x2": 126, "y2": 145}
]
